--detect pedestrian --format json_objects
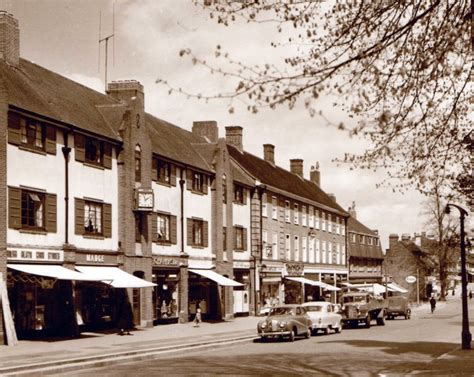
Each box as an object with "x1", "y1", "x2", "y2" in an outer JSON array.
[
  {"x1": 117, "y1": 291, "x2": 134, "y2": 336},
  {"x1": 469, "y1": 290, "x2": 472, "y2": 300},
  {"x1": 193, "y1": 303, "x2": 202, "y2": 327},
  {"x1": 430, "y1": 296, "x2": 436, "y2": 314}
]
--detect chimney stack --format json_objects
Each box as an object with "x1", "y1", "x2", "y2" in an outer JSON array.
[
  {"x1": 388, "y1": 234, "x2": 399, "y2": 251},
  {"x1": 328, "y1": 193, "x2": 336, "y2": 202},
  {"x1": 348, "y1": 201, "x2": 357, "y2": 219},
  {"x1": 310, "y1": 163, "x2": 320, "y2": 186},
  {"x1": 0, "y1": 12, "x2": 19, "y2": 66},
  {"x1": 290, "y1": 159, "x2": 303, "y2": 178},
  {"x1": 107, "y1": 80, "x2": 144, "y2": 103},
  {"x1": 225, "y1": 126, "x2": 243, "y2": 151},
  {"x1": 263, "y1": 144, "x2": 275, "y2": 164},
  {"x1": 192, "y1": 121, "x2": 218, "y2": 143}
]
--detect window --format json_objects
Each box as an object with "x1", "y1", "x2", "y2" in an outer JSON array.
[
  {"x1": 321, "y1": 212, "x2": 326, "y2": 231},
  {"x1": 272, "y1": 232, "x2": 278, "y2": 260},
  {"x1": 375, "y1": 238, "x2": 379, "y2": 246},
  {"x1": 327, "y1": 242, "x2": 332, "y2": 264},
  {"x1": 193, "y1": 220, "x2": 203, "y2": 245},
  {"x1": 302, "y1": 236, "x2": 307, "y2": 262},
  {"x1": 315, "y1": 239, "x2": 320, "y2": 263},
  {"x1": 157, "y1": 214, "x2": 170, "y2": 242},
  {"x1": 235, "y1": 227, "x2": 244, "y2": 250},
  {"x1": 21, "y1": 118, "x2": 44, "y2": 149},
  {"x1": 135, "y1": 213, "x2": 142, "y2": 242},
  {"x1": 341, "y1": 222, "x2": 346, "y2": 236},
  {"x1": 84, "y1": 201, "x2": 102, "y2": 235},
  {"x1": 262, "y1": 193, "x2": 268, "y2": 217},
  {"x1": 327, "y1": 214, "x2": 332, "y2": 233},
  {"x1": 21, "y1": 190, "x2": 44, "y2": 229},
  {"x1": 294, "y1": 235, "x2": 299, "y2": 261},
  {"x1": 193, "y1": 172, "x2": 204, "y2": 192},
  {"x1": 321, "y1": 241, "x2": 326, "y2": 263},
  {"x1": 341, "y1": 245, "x2": 346, "y2": 265},
  {"x1": 309, "y1": 237, "x2": 315, "y2": 263},
  {"x1": 157, "y1": 160, "x2": 171, "y2": 184},
  {"x1": 315, "y1": 210, "x2": 320, "y2": 230},
  {"x1": 351, "y1": 233, "x2": 356, "y2": 242},
  {"x1": 223, "y1": 227, "x2": 227, "y2": 250},
  {"x1": 272, "y1": 197, "x2": 278, "y2": 220},
  {"x1": 85, "y1": 137, "x2": 103, "y2": 165},
  {"x1": 302, "y1": 206, "x2": 307, "y2": 227},
  {"x1": 135, "y1": 146, "x2": 141, "y2": 182},
  {"x1": 293, "y1": 203, "x2": 299, "y2": 225},
  {"x1": 234, "y1": 185, "x2": 245, "y2": 204},
  {"x1": 368, "y1": 237, "x2": 373, "y2": 245},
  {"x1": 262, "y1": 230, "x2": 270, "y2": 258},
  {"x1": 285, "y1": 201, "x2": 291, "y2": 222},
  {"x1": 336, "y1": 243, "x2": 340, "y2": 264},
  {"x1": 359, "y1": 234, "x2": 364, "y2": 244},
  {"x1": 335, "y1": 217, "x2": 340, "y2": 234},
  {"x1": 285, "y1": 234, "x2": 291, "y2": 260},
  {"x1": 187, "y1": 218, "x2": 208, "y2": 247},
  {"x1": 308, "y1": 206, "x2": 314, "y2": 228}
]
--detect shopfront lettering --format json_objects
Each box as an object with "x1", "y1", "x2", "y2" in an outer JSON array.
[
  {"x1": 86, "y1": 254, "x2": 105, "y2": 263},
  {"x1": 153, "y1": 257, "x2": 179, "y2": 267},
  {"x1": 285, "y1": 263, "x2": 304, "y2": 277}
]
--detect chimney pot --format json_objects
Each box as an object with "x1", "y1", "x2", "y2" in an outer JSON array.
[
  {"x1": 0, "y1": 12, "x2": 20, "y2": 66},
  {"x1": 225, "y1": 126, "x2": 243, "y2": 151},
  {"x1": 310, "y1": 162, "x2": 320, "y2": 186},
  {"x1": 348, "y1": 201, "x2": 357, "y2": 219},
  {"x1": 192, "y1": 121, "x2": 218, "y2": 143},
  {"x1": 290, "y1": 159, "x2": 304, "y2": 178},
  {"x1": 263, "y1": 144, "x2": 275, "y2": 164}
]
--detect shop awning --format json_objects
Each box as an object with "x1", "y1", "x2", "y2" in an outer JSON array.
[
  {"x1": 387, "y1": 282, "x2": 408, "y2": 293},
  {"x1": 285, "y1": 277, "x2": 341, "y2": 291},
  {"x1": 355, "y1": 283, "x2": 395, "y2": 295},
  {"x1": 8, "y1": 264, "x2": 101, "y2": 281},
  {"x1": 189, "y1": 269, "x2": 243, "y2": 287},
  {"x1": 75, "y1": 266, "x2": 156, "y2": 288}
]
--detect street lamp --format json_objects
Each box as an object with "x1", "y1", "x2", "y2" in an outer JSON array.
[{"x1": 445, "y1": 203, "x2": 471, "y2": 350}]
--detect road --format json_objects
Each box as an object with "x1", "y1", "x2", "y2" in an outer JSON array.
[{"x1": 67, "y1": 298, "x2": 474, "y2": 376}]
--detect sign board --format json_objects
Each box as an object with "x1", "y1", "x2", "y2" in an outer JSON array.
[{"x1": 405, "y1": 275, "x2": 417, "y2": 284}]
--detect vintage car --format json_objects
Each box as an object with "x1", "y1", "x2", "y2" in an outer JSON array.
[
  {"x1": 302, "y1": 301, "x2": 342, "y2": 335},
  {"x1": 257, "y1": 304, "x2": 312, "y2": 341},
  {"x1": 386, "y1": 296, "x2": 411, "y2": 320},
  {"x1": 340, "y1": 292, "x2": 387, "y2": 328}
]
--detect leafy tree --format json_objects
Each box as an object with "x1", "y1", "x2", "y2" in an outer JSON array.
[{"x1": 161, "y1": 0, "x2": 472, "y2": 198}]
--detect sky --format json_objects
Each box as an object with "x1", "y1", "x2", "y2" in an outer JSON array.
[{"x1": 4, "y1": 0, "x2": 432, "y2": 250}]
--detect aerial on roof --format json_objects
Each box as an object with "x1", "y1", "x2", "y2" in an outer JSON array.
[{"x1": 227, "y1": 145, "x2": 347, "y2": 215}]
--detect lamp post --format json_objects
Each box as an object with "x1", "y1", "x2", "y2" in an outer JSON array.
[{"x1": 445, "y1": 203, "x2": 471, "y2": 350}]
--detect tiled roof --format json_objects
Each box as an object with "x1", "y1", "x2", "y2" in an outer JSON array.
[
  {"x1": 146, "y1": 114, "x2": 213, "y2": 172},
  {"x1": 227, "y1": 146, "x2": 347, "y2": 215},
  {"x1": 0, "y1": 59, "x2": 120, "y2": 140},
  {"x1": 348, "y1": 217, "x2": 377, "y2": 236},
  {"x1": 347, "y1": 217, "x2": 384, "y2": 259}
]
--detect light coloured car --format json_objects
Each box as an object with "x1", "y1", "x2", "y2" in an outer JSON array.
[
  {"x1": 302, "y1": 301, "x2": 342, "y2": 335},
  {"x1": 257, "y1": 304, "x2": 312, "y2": 341}
]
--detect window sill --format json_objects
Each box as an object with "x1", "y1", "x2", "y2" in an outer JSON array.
[
  {"x1": 83, "y1": 162, "x2": 105, "y2": 170},
  {"x1": 190, "y1": 245, "x2": 206, "y2": 249},
  {"x1": 156, "y1": 241, "x2": 173, "y2": 246},
  {"x1": 19, "y1": 228, "x2": 47, "y2": 235},
  {"x1": 83, "y1": 234, "x2": 105, "y2": 240},
  {"x1": 155, "y1": 180, "x2": 174, "y2": 188},
  {"x1": 190, "y1": 190, "x2": 206, "y2": 196},
  {"x1": 233, "y1": 201, "x2": 246, "y2": 206},
  {"x1": 18, "y1": 145, "x2": 47, "y2": 156}
]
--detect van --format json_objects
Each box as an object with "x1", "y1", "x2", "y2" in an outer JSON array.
[{"x1": 386, "y1": 296, "x2": 410, "y2": 320}]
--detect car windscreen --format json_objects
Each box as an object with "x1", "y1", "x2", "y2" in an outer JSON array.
[
  {"x1": 268, "y1": 307, "x2": 295, "y2": 316},
  {"x1": 343, "y1": 296, "x2": 366, "y2": 304},
  {"x1": 304, "y1": 305, "x2": 323, "y2": 312}
]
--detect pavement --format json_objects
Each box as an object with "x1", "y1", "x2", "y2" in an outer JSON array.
[{"x1": 0, "y1": 296, "x2": 473, "y2": 376}]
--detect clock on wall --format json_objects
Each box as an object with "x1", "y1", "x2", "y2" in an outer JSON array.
[{"x1": 135, "y1": 188, "x2": 154, "y2": 211}]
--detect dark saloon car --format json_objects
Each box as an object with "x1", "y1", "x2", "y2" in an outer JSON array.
[{"x1": 257, "y1": 304, "x2": 312, "y2": 341}]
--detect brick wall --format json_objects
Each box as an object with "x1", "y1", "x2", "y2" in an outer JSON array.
[
  {"x1": 0, "y1": 62, "x2": 7, "y2": 345},
  {"x1": 0, "y1": 12, "x2": 19, "y2": 66}
]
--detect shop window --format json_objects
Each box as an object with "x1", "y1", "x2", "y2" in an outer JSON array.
[
  {"x1": 85, "y1": 137, "x2": 103, "y2": 165},
  {"x1": 84, "y1": 200, "x2": 102, "y2": 235},
  {"x1": 21, "y1": 190, "x2": 45, "y2": 229},
  {"x1": 234, "y1": 185, "x2": 245, "y2": 204},
  {"x1": 153, "y1": 272, "x2": 179, "y2": 322},
  {"x1": 157, "y1": 214, "x2": 170, "y2": 242}
]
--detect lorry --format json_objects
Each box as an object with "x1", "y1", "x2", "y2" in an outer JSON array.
[
  {"x1": 386, "y1": 296, "x2": 411, "y2": 320},
  {"x1": 340, "y1": 292, "x2": 387, "y2": 328}
]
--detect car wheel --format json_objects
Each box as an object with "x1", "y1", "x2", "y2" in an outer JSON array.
[
  {"x1": 365, "y1": 314, "x2": 371, "y2": 328},
  {"x1": 376, "y1": 316, "x2": 385, "y2": 326},
  {"x1": 305, "y1": 328, "x2": 311, "y2": 339},
  {"x1": 324, "y1": 326, "x2": 330, "y2": 335},
  {"x1": 312, "y1": 328, "x2": 318, "y2": 335},
  {"x1": 405, "y1": 310, "x2": 411, "y2": 320},
  {"x1": 335, "y1": 322, "x2": 342, "y2": 333},
  {"x1": 288, "y1": 328, "x2": 296, "y2": 342}
]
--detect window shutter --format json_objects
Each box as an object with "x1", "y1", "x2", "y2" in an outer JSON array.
[
  {"x1": 75, "y1": 198, "x2": 85, "y2": 235},
  {"x1": 8, "y1": 187, "x2": 21, "y2": 229},
  {"x1": 170, "y1": 164, "x2": 177, "y2": 186},
  {"x1": 74, "y1": 134, "x2": 85, "y2": 162},
  {"x1": 151, "y1": 158, "x2": 157, "y2": 182},
  {"x1": 170, "y1": 215, "x2": 177, "y2": 244},
  {"x1": 242, "y1": 188, "x2": 248, "y2": 204},
  {"x1": 202, "y1": 175, "x2": 208, "y2": 195},
  {"x1": 151, "y1": 212, "x2": 158, "y2": 242},
  {"x1": 7, "y1": 112, "x2": 21, "y2": 146},
  {"x1": 45, "y1": 193, "x2": 57, "y2": 233},
  {"x1": 243, "y1": 227, "x2": 248, "y2": 251},
  {"x1": 103, "y1": 142, "x2": 112, "y2": 169},
  {"x1": 45, "y1": 125, "x2": 57, "y2": 155},
  {"x1": 187, "y1": 218, "x2": 193, "y2": 245},
  {"x1": 203, "y1": 221, "x2": 208, "y2": 247},
  {"x1": 103, "y1": 203, "x2": 112, "y2": 238},
  {"x1": 186, "y1": 169, "x2": 193, "y2": 191}
]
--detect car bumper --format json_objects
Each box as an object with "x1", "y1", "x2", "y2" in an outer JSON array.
[{"x1": 258, "y1": 330, "x2": 292, "y2": 338}]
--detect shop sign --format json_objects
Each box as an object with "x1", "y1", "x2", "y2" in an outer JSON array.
[
  {"x1": 233, "y1": 261, "x2": 250, "y2": 269},
  {"x1": 86, "y1": 254, "x2": 105, "y2": 263},
  {"x1": 285, "y1": 263, "x2": 304, "y2": 277},
  {"x1": 153, "y1": 256, "x2": 180, "y2": 267},
  {"x1": 405, "y1": 275, "x2": 417, "y2": 284},
  {"x1": 76, "y1": 252, "x2": 116, "y2": 265}
]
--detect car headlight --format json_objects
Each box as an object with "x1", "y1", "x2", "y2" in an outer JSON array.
[
  {"x1": 261, "y1": 322, "x2": 266, "y2": 329},
  {"x1": 279, "y1": 321, "x2": 286, "y2": 328}
]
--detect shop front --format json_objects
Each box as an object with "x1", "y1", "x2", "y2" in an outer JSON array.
[
  {"x1": 152, "y1": 256, "x2": 182, "y2": 325},
  {"x1": 260, "y1": 263, "x2": 284, "y2": 309}
]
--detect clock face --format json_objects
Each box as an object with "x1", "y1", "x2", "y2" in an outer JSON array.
[{"x1": 138, "y1": 192, "x2": 153, "y2": 209}]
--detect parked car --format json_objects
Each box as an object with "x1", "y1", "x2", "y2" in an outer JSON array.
[
  {"x1": 257, "y1": 304, "x2": 312, "y2": 341},
  {"x1": 302, "y1": 301, "x2": 342, "y2": 335},
  {"x1": 386, "y1": 296, "x2": 411, "y2": 320},
  {"x1": 340, "y1": 292, "x2": 387, "y2": 328}
]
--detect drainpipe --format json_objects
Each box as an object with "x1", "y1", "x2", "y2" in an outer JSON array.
[
  {"x1": 61, "y1": 130, "x2": 71, "y2": 244},
  {"x1": 179, "y1": 169, "x2": 185, "y2": 254}
]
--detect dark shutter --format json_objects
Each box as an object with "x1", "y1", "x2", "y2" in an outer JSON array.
[
  {"x1": 202, "y1": 175, "x2": 208, "y2": 195},
  {"x1": 187, "y1": 218, "x2": 193, "y2": 245},
  {"x1": 243, "y1": 227, "x2": 248, "y2": 251},
  {"x1": 170, "y1": 215, "x2": 177, "y2": 244},
  {"x1": 7, "y1": 112, "x2": 21, "y2": 146},
  {"x1": 74, "y1": 134, "x2": 85, "y2": 162},
  {"x1": 45, "y1": 125, "x2": 57, "y2": 155},
  {"x1": 103, "y1": 142, "x2": 112, "y2": 169},
  {"x1": 151, "y1": 212, "x2": 158, "y2": 242},
  {"x1": 203, "y1": 220, "x2": 208, "y2": 247},
  {"x1": 103, "y1": 203, "x2": 112, "y2": 238},
  {"x1": 75, "y1": 198, "x2": 85, "y2": 235},
  {"x1": 242, "y1": 188, "x2": 247, "y2": 204},
  {"x1": 45, "y1": 193, "x2": 57, "y2": 233},
  {"x1": 170, "y1": 164, "x2": 177, "y2": 186},
  {"x1": 186, "y1": 169, "x2": 193, "y2": 191},
  {"x1": 8, "y1": 187, "x2": 21, "y2": 229},
  {"x1": 151, "y1": 158, "x2": 157, "y2": 181}
]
